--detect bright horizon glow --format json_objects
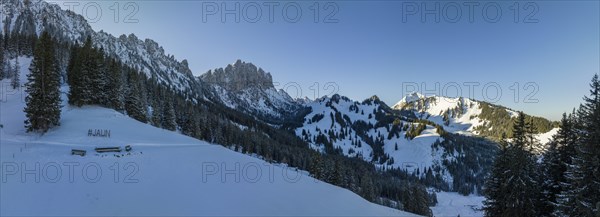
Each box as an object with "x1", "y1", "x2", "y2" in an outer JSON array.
[{"x1": 51, "y1": 0, "x2": 600, "y2": 121}]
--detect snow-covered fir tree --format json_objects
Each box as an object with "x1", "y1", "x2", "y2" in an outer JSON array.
[
  {"x1": 23, "y1": 31, "x2": 62, "y2": 133},
  {"x1": 541, "y1": 112, "x2": 578, "y2": 217},
  {"x1": 162, "y1": 98, "x2": 177, "y2": 131},
  {"x1": 559, "y1": 74, "x2": 600, "y2": 217},
  {"x1": 483, "y1": 112, "x2": 542, "y2": 217},
  {"x1": 107, "y1": 59, "x2": 125, "y2": 111},
  {"x1": 125, "y1": 70, "x2": 148, "y2": 123},
  {"x1": 483, "y1": 134, "x2": 510, "y2": 217}
]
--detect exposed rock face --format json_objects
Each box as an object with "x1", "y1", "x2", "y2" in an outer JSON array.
[
  {"x1": 199, "y1": 60, "x2": 305, "y2": 123},
  {"x1": 201, "y1": 60, "x2": 274, "y2": 92}
]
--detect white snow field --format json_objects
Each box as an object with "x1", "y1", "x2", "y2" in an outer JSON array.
[
  {"x1": 0, "y1": 57, "x2": 419, "y2": 216},
  {"x1": 430, "y1": 191, "x2": 485, "y2": 217}
]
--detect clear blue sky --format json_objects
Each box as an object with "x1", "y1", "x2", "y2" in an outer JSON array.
[{"x1": 52, "y1": 0, "x2": 599, "y2": 120}]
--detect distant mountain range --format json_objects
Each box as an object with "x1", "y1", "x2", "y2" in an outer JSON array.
[{"x1": 1, "y1": 0, "x2": 560, "y2": 213}]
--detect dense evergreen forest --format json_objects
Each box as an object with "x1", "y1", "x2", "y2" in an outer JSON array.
[
  {"x1": 484, "y1": 75, "x2": 600, "y2": 217},
  {"x1": 474, "y1": 101, "x2": 559, "y2": 140}
]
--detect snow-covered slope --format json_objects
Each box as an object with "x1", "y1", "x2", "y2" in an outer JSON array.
[
  {"x1": 531, "y1": 127, "x2": 560, "y2": 154},
  {"x1": 0, "y1": 57, "x2": 418, "y2": 216},
  {"x1": 430, "y1": 191, "x2": 485, "y2": 217},
  {"x1": 295, "y1": 94, "x2": 446, "y2": 172},
  {"x1": 393, "y1": 92, "x2": 487, "y2": 135}
]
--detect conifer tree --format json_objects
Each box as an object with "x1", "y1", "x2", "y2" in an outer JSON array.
[
  {"x1": 0, "y1": 32, "x2": 5, "y2": 79},
  {"x1": 151, "y1": 101, "x2": 162, "y2": 127},
  {"x1": 484, "y1": 112, "x2": 541, "y2": 216},
  {"x1": 540, "y1": 113, "x2": 577, "y2": 216},
  {"x1": 180, "y1": 105, "x2": 198, "y2": 137},
  {"x1": 89, "y1": 47, "x2": 107, "y2": 105},
  {"x1": 24, "y1": 31, "x2": 61, "y2": 133},
  {"x1": 309, "y1": 152, "x2": 324, "y2": 180},
  {"x1": 560, "y1": 74, "x2": 600, "y2": 217},
  {"x1": 359, "y1": 170, "x2": 376, "y2": 201},
  {"x1": 67, "y1": 38, "x2": 92, "y2": 106},
  {"x1": 10, "y1": 57, "x2": 19, "y2": 89},
  {"x1": 150, "y1": 85, "x2": 163, "y2": 127},
  {"x1": 107, "y1": 59, "x2": 125, "y2": 111},
  {"x1": 66, "y1": 44, "x2": 79, "y2": 101},
  {"x1": 78, "y1": 40, "x2": 98, "y2": 105},
  {"x1": 162, "y1": 97, "x2": 177, "y2": 131},
  {"x1": 124, "y1": 70, "x2": 148, "y2": 123},
  {"x1": 4, "y1": 58, "x2": 12, "y2": 80},
  {"x1": 483, "y1": 134, "x2": 510, "y2": 217}
]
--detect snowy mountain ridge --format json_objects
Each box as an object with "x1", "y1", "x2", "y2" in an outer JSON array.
[
  {"x1": 392, "y1": 92, "x2": 556, "y2": 139},
  {"x1": 1, "y1": 0, "x2": 201, "y2": 97},
  {"x1": 393, "y1": 93, "x2": 488, "y2": 135},
  {"x1": 199, "y1": 60, "x2": 303, "y2": 121},
  {"x1": 2, "y1": 0, "x2": 304, "y2": 123},
  {"x1": 295, "y1": 94, "x2": 448, "y2": 170}
]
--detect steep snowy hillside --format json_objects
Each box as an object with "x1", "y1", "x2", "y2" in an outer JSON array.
[
  {"x1": 0, "y1": 57, "x2": 418, "y2": 217},
  {"x1": 393, "y1": 92, "x2": 486, "y2": 135},
  {"x1": 295, "y1": 94, "x2": 446, "y2": 172},
  {"x1": 200, "y1": 60, "x2": 304, "y2": 123},
  {"x1": 393, "y1": 92, "x2": 557, "y2": 145}
]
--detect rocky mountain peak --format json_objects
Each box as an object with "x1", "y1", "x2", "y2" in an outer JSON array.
[
  {"x1": 200, "y1": 60, "x2": 275, "y2": 92},
  {"x1": 393, "y1": 92, "x2": 427, "y2": 109},
  {"x1": 2, "y1": 0, "x2": 198, "y2": 94},
  {"x1": 363, "y1": 95, "x2": 382, "y2": 104}
]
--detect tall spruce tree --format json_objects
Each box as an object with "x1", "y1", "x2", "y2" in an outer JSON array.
[
  {"x1": 484, "y1": 112, "x2": 541, "y2": 217},
  {"x1": 66, "y1": 44, "x2": 79, "y2": 102},
  {"x1": 541, "y1": 112, "x2": 578, "y2": 217},
  {"x1": 79, "y1": 38, "x2": 97, "y2": 105},
  {"x1": 483, "y1": 134, "x2": 510, "y2": 217},
  {"x1": 89, "y1": 46, "x2": 107, "y2": 105},
  {"x1": 5, "y1": 57, "x2": 12, "y2": 81},
  {"x1": 162, "y1": 97, "x2": 177, "y2": 131},
  {"x1": 124, "y1": 69, "x2": 148, "y2": 123},
  {"x1": 107, "y1": 59, "x2": 125, "y2": 111},
  {"x1": 23, "y1": 31, "x2": 61, "y2": 133},
  {"x1": 561, "y1": 74, "x2": 600, "y2": 217},
  {"x1": 11, "y1": 57, "x2": 20, "y2": 89},
  {"x1": 180, "y1": 105, "x2": 200, "y2": 138},
  {"x1": 150, "y1": 85, "x2": 163, "y2": 127},
  {"x1": 0, "y1": 32, "x2": 5, "y2": 79},
  {"x1": 67, "y1": 38, "x2": 90, "y2": 106}
]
